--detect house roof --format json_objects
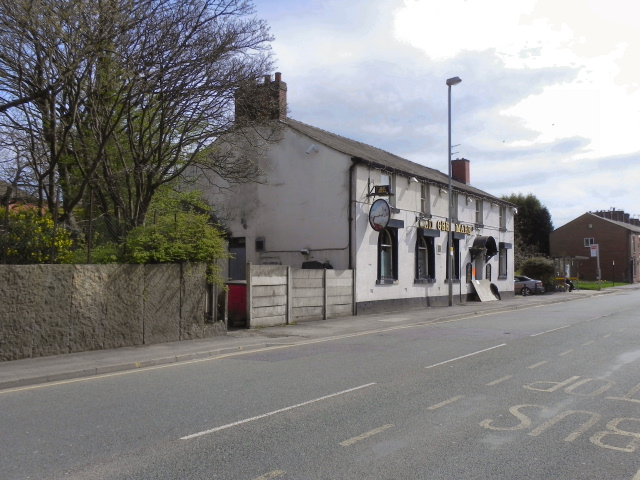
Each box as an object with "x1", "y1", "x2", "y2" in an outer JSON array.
[
  {"x1": 553, "y1": 212, "x2": 640, "y2": 235},
  {"x1": 588, "y1": 212, "x2": 640, "y2": 234},
  {"x1": 284, "y1": 118, "x2": 509, "y2": 204}
]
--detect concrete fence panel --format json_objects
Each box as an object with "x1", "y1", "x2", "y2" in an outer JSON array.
[{"x1": 246, "y1": 265, "x2": 354, "y2": 326}]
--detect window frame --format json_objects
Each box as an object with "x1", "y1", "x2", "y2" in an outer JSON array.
[
  {"x1": 415, "y1": 235, "x2": 435, "y2": 283},
  {"x1": 377, "y1": 227, "x2": 398, "y2": 283}
]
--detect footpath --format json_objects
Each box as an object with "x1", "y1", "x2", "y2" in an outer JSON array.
[{"x1": 1, "y1": 285, "x2": 637, "y2": 391}]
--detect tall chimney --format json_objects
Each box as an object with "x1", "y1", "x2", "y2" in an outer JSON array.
[
  {"x1": 235, "y1": 72, "x2": 287, "y2": 123},
  {"x1": 451, "y1": 158, "x2": 470, "y2": 185}
]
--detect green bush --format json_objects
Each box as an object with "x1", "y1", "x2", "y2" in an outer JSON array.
[
  {"x1": 122, "y1": 211, "x2": 228, "y2": 286},
  {"x1": 1, "y1": 206, "x2": 74, "y2": 264},
  {"x1": 521, "y1": 257, "x2": 554, "y2": 285}
]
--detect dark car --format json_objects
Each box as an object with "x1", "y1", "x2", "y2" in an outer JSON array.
[{"x1": 514, "y1": 275, "x2": 544, "y2": 296}]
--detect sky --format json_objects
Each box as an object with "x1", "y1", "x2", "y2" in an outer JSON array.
[{"x1": 253, "y1": 0, "x2": 640, "y2": 229}]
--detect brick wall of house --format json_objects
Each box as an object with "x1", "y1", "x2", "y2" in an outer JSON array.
[{"x1": 550, "y1": 213, "x2": 635, "y2": 282}]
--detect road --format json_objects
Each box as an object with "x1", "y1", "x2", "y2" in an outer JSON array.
[{"x1": 2, "y1": 289, "x2": 640, "y2": 479}]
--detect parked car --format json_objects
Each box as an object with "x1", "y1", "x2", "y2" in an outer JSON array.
[{"x1": 514, "y1": 275, "x2": 544, "y2": 296}]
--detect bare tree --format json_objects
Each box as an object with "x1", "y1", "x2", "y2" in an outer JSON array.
[{"x1": 0, "y1": 0, "x2": 279, "y2": 240}]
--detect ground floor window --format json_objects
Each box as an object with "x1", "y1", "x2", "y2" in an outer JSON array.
[
  {"x1": 486, "y1": 263, "x2": 492, "y2": 281},
  {"x1": 499, "y1": 246, "x2": 507, "y2": 279},
  {"x1": 378, "y1": 227, "x2": 398, "y2": 283},
  {"x1": 416, "y1": 236, "x2": 435, "y2": 282}
]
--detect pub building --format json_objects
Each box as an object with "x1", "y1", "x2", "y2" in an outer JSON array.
[{"x1": 201, "y1": 73, "x2": 515, "y2": 313}]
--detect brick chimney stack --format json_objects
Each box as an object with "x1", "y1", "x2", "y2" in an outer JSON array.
[
  {"x1": 451, "y1": 158, "x2": 470, "y2": 185},
  {"x1": 235, "y1": 72, "x2": 287, "y2": 123}
]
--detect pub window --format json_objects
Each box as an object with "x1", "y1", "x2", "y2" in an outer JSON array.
[
  {"x1": 415, "y1": 235, "x2": 435, "y2": 282},
  {"x1": 499, "y1": 246, "x2": 507, "y2": 279},
  {"x1": 445, "y1": 238, "x2": 461, "y2": 280},
  {"x1": 485, "y1": 263, "x2": 492, "y2": 281},
  {"x1": 421, "y1": 183, "x2": 430, "y2": 215},
  {"x1": 584, "y1": 237, "x2": 595, "y2": 247},
  {"x1": 452, "y1": 192, "x2": 459, "y2": 221},
  {"x1": 499, "y1": 205, "x2": 507, "y2": 230},
  {"x1": 378, "y1": 227, "x2": 398, "y2": 283},
  {"x1": 475, "y1": 199, "x2": 483, "y2": 225}
]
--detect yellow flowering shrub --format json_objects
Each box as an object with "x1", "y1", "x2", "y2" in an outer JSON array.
[{"x1": 0, "y1": 206, "x2": 73, "y2": 264}]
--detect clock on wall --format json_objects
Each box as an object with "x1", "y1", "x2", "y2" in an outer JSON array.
[{"x1": 369, "y1": 198, "x2": 390, "y2": 231}]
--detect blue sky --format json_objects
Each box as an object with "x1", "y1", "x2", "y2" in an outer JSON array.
[{"x1": 254, "y1": 0, "x2": 640, "y2": 228}]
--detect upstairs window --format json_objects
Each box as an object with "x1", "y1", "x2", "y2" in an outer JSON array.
[
  {"x1": 499, "y1": 205, "x2": 507, "y2": 230},
  {"x1": 475, "y1": 199, "x2": 483, "y2": 225},
  {"x1": 421, "y1": 183, "x2": 430, "y2": 215}
]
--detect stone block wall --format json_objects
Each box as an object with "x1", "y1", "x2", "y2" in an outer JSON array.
[{"x1": 0, "y1": 264, "x2": 223, "y2": 361}]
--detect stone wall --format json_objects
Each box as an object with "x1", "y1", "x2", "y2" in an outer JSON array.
[{"x1": 0, "y1": 264, "x2": 223, "y2": 361}]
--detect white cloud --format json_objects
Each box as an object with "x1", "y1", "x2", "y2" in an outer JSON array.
[{"x1": 256, "y1": 0, "x2": 640, "y2": 228}]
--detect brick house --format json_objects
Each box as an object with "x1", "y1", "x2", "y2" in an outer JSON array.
[{"x1": 549, "y1": 210, "x2": 640, "y2": 283}]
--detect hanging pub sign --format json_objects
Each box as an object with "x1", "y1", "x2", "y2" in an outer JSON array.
[
  {"x1": 373, "y1": 185, "x2": 393, "y2": 196},
  {"x1": 369, "y1": 198, "x2": 390, "y2": 231}
]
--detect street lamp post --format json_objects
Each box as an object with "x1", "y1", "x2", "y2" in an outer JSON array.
[{"x1": 446, "y1": 76, "x2": 461, "y2": 306}]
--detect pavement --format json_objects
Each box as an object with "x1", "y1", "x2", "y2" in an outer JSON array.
[{"x1": 2, "y1": 284, "x2": 637, "y2": 392}]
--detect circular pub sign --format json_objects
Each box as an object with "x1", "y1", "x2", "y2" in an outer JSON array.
[{"x1": 369, "y1": 198, "x2": 391, "y2": 231}]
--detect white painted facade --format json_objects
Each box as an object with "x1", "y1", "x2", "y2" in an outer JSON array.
[{"x1": 201, "y1": 74, "x2": 515, "y2": 312}]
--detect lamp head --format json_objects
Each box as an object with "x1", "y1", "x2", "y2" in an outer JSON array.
[{"x1": 446, "y1": 76, "x2": 462, "y2": 86}]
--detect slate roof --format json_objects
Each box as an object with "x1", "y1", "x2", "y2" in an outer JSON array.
[
  {"x1": 588, "y1": 212, "x2": 640, "y2": 234},
  {"x1": 284, "y1": 118, "x2": 509, "y2": 204}
]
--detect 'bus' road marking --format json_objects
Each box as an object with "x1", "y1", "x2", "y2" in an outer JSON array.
[
  {"x1": 425, "y1": 344, "x2": 506, "y2": 370},
  {"x1": 559, "y1": 350, "x2": 574, "y2": 356},
  {"x1": 181, "y1": 383, "x2": 377, "y2": 440},
  {"x1": 252, "y1": 471, "x2": 285, "y2": 480},
  {"x1": 428, "y1": 395, "x2": 464, "y2": 410},
  {"x1": 340, "y1": 424, "x2": 394, "y2": 447},
  {"x1": 487, "y1": 375, "x2": 513, "y2": 386},
  {"x1": 528, "y1": 361, "x2": 548, "y2": 369}
]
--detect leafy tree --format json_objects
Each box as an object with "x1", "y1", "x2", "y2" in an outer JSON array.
[
  {"x1": 121, "y1": 187, "x2": 229, "y2": 285},
  {"x1": 0, "y1": 0, "x2": 279, "y2": 242},
  {"x1": 1, "y1": 206, "x2": 73, "y2": 264},
  {"x1": 502, "y1": 193, "x2": 553, "y2": 261}
]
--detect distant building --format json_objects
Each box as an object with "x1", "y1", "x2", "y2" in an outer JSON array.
[
  {"x1": 549, "y1": 210, "x2": 640, "y2": 283},
  {"x1": 200, "y1": 73, "x2": 516, "y2": 313}
]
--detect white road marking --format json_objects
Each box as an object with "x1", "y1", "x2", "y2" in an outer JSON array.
[
  {"x1": 530, "y1": 325, "x2": 571, "y2": 337},
  {"x1": 559, "y1": 350, "x2": 574, "y2": 356},
  {"x1": 425, "y1": 344, "x2": 506, "y2": 370},
  {"x1": 487, "y1": 375, "x2": 513, "y2": 386},
  {"x1": 428, "y1": 395, "x2": 464, "y2": 410},
  {"x1": 528, "y1": 361, "x2": 548, "y2": 369},
  {"x1": 180, "y1": 383, "x2": 377, "y2": 440},
  {"x1": 583, "y1": 341, "x2": 595, "y2": 346},
  {"x1": 340, "y1": 424, "x2": 394, "y2": 446},
  {"x1": 252, "y1": 471, "x2": 285, "y2": 480},
  {"x1": 603, "y1": 333, "x2": 612, "y2": 338},
  {"x1": 633, "y1": 468, "x2": 640, "y2": 480}
]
